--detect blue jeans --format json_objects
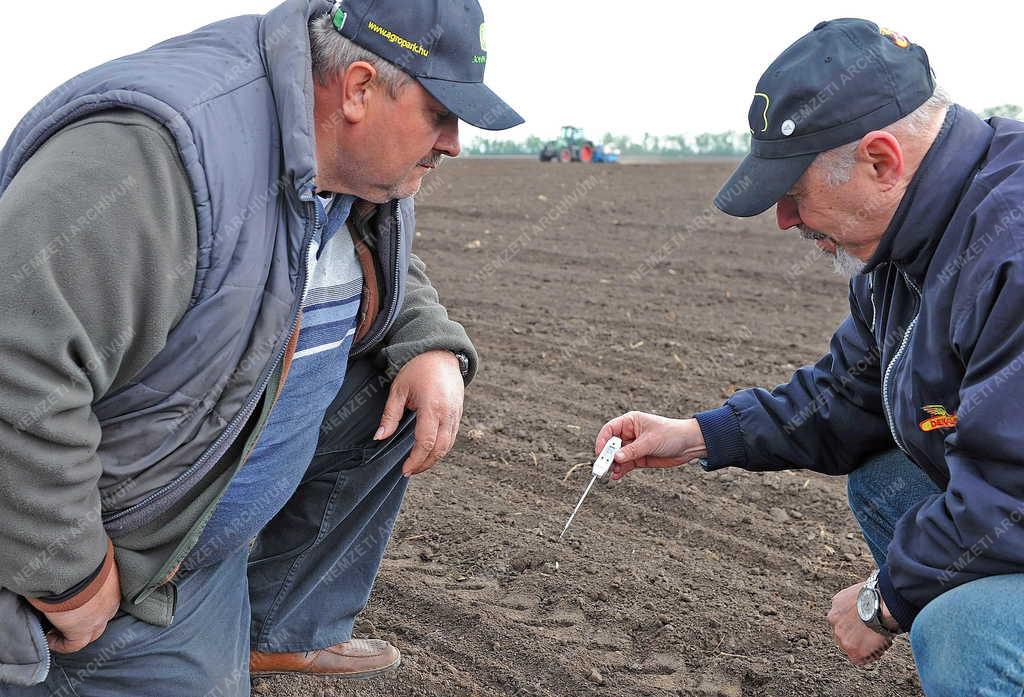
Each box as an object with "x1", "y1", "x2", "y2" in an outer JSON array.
[
  {"x1": 4, "y1": 357, "x2": 414, "y2": 697},
  {"x1": 848, "y1": 450, "x2": 1024, "y2": 697}
]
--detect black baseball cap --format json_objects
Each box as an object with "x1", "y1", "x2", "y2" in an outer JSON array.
[
  {"x1": 325, "y1": 0, "x2": 524, "y2": 131},
  {"x1": 715, "y1": 18, "x2": 935, "y2": 217}
]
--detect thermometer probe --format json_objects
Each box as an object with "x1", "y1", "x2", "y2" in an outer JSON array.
[{"x1": 559, "y1": 437, "x2": 622, "y2": 539}]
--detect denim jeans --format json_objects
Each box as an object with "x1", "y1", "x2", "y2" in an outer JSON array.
[
  {"x1": 4, "y1": 357, "x2": 414, "y2": 697},
  {"x1": 847, "y1": 450, "x2": 1024, "y2": 697}
]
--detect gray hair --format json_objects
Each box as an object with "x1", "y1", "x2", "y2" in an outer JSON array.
[
  {"x1": 309, "y1": 13, "x2": 412, "y2": 98},
  {"x1": 817, "y1": 85, "x2": 953, "y2": 186}
]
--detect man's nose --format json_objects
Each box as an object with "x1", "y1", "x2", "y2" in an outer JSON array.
[
  {"x1": 436, "y1": 119, "x2": 461, "y2": 158},
  {"x1": 776, "y1": 195, "x2": 802, "y2": 230}
]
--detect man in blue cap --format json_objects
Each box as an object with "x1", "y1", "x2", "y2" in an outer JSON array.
[
  {"x1": 0, "y1": 0, "x2": 521, "y2": 694},
  {"x1": 598, "y1": 19, "x2": 1024, "y2": 695}
]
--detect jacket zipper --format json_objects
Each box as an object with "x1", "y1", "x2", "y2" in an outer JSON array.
[
  {"x1": 868, "y1": 269, "x2": 878, "y2": 333},
  {"x1": 30, "y1": 614, "x2": 50, "y2": 683},
  {"x1": 880, "y1": 266, "x2": 922, "y2": 456},
  {"x1": 105, "y1": 196, "x2": 321, "y2": 530},
  {"x1": 351, "y1": 199, "x2": 403, "y2": 358}
]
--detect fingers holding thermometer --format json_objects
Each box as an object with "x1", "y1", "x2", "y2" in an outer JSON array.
[{"x1": 596, "y1": 412, "x2": 709, "y2": 480}]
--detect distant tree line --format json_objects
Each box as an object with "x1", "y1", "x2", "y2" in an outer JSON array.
[
  {"x1": 466, "y1": 131, "x2": 752, "y2": 158},
  {"x1": 978, "y1": 104, "x2": 1022, "y2": 120},
  {"x1": 466, "y1": 104, "x2": 1024, "y2": 158}
]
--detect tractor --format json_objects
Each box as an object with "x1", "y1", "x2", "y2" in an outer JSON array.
[{"x1": 539, "y1": 126, "x2": 618, "y2": 163}]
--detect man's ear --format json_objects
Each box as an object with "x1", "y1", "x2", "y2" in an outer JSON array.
[
  {"x1": 857, "y1": 131, "x2": 904, "y2": 189},
  {"x1": 340, "y1": 61, "x2": 379, "y2": 124}
]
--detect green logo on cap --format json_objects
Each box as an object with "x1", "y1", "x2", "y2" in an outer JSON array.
[{"x1": 332, "y1": 5, "x2": 348, "y2": 32}]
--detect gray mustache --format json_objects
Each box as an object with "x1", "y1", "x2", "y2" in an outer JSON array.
[{"x1": 799, "y1": 226, "x2": 828, "y2": 241}]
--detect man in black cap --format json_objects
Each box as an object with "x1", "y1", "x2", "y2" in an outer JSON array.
[
  {"x1": 597, "y1": 18, "x2": 1024, "y2": 694},
  {"x1": 0, "y1": 0, "x2": 520, "y2": 694}
]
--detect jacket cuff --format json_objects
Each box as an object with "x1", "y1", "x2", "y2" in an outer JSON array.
[
  {"x1": 693, "y1": 405, "x2": 746, "y2": 471},
  {"x1": 877, "y1": 564, "x2": 919, "y2": 632},
  {"x1": 26, "y1": 538, "x2": 115, "y2": 613}
]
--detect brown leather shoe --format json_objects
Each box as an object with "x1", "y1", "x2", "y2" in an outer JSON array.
[{"x1": 250, "y1": 639, "x2": 401, "y2": 680}]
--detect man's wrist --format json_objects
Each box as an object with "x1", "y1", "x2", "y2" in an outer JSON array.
[
  {"x1": 879, "y1": 601, "x2": 901, "y2": 633},
  {"x1": 683, "y1": 418, "x2": 708, "y2": 461},
  {"x1": 407, "y1": 348, "x2": 472, "y2": 382},
  {"x1": 876, "y1": 565, "x2": 916, "y2": 632},
  {"x1": 26, "y1": 538, "x2": 115, "y2": 613}
]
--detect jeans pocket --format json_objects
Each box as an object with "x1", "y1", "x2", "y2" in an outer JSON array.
[
  {"x1": 43, "y1": 663, "x2": 80, "y2": 697},
  {"x1": 315, "y1": 359, "x2": 391, "y2": 457},
  {"x1": 360, "y1": 412, "x2": 417, "y2": 465},
  {"x1": 311, "y1": 413, "x2": 416, "y2": 546}
]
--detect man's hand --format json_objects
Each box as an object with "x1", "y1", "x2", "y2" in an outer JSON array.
[
  {"x1": 596, "y1": 412, "x2": 708, "y2": 480},
  {"x1": 43, "y1": 561, "x2": 121, "y2": 654},
  {"x1": 376, "y1": 350, "x2": 465, "y2": 477},
  {"x1": 827, "y1": 582, "x2": 894, "y2": 667}
]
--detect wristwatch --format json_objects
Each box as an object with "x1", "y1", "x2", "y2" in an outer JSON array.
[
  {"x1": 857, "y1": 570, "x2": 896, "y2": 637},
  {"x1": 454, "y1": 351, "x2": 471, "y2": 377}
]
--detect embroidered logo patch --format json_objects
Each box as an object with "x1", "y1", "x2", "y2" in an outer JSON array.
[
  {"x1": 879, "y1": 27, "x2": 911, "y2": 49},
  {"x1": 332, "y1": 1, "x2": 347, "y2": 31},
  {"x1": 919, "y1": 405, "x2": 958, "y2": 432}
]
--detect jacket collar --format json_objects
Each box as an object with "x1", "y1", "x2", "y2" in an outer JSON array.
[
  {"x1": 260, "y1": 0, "x2": 403, "y2": 235},
  {"x1": 863, "y1": 104, "x2": 994, "y2": 282},
  {"x1": 260, "y1": 0, "x2": 334, "y2": 201}
]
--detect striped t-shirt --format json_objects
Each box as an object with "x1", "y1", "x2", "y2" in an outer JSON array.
[{"x1": 183, "y1": 192, "x2": 362, "y2": 569}]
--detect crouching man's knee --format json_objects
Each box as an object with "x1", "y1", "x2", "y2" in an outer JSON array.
[{"x1": 910, "y1": 575, "x2": 1024, "y2": 697}]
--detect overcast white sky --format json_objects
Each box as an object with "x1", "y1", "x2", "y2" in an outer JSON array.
[{"x1": 2, "y1": 1, "x2": 1022, "y2": 145}]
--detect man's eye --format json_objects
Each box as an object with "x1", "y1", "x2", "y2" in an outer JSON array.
[{"x1": 435, "y1": 111, "x2": 451, "y2": 124}]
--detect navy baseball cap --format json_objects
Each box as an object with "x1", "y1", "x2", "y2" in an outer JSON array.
[
  {"x1": 716, "y1": 18, "x2": 935, "y2": 217},
  {"x1": 325, "y1": 0, "x2": 524, "y2": 131}
]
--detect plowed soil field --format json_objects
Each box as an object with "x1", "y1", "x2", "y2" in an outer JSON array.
[{"x1": 261, "y1": 159, "x2": 923, "y2": 697}]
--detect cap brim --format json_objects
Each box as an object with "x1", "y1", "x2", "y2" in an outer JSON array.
[
  {"x1": 417, "y1": 77, "x2": 524, "y2": 131},
  {"x1": 714, "y1": 151, "x2": 817, "y2": 218}
]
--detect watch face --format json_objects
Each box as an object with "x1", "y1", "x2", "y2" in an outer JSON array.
[{"x1": 857, "y1": 587, "x2": 877, "y2": 622}]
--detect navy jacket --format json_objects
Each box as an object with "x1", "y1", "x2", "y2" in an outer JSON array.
[{"x1": 696, "y1": 105, "x2": 1024, "y2": 630}]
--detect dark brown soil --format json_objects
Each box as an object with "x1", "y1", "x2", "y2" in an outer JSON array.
[{"x1": 260, "y1": 159, "x2": 923, "y2": 697}]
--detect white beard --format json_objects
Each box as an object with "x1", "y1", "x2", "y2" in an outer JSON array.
[
  {"x1": 833, "y1": 246, "x2": 867, "y2": 279},
  {"x1": 799, "y1": 227, "x2": 866, "y2": 279}
]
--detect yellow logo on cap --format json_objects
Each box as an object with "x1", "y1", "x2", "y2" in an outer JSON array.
[
  {"x1": 880, "y1": 27, "x2": 910, "y2": 49},
  {"x1": 480, "y1": 23, "x2": 487, "y2": 52},
  {"x1": 366, "y1": 20, "x2": 431, "y2": 57}
]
